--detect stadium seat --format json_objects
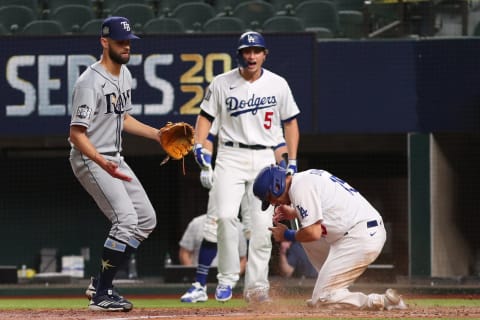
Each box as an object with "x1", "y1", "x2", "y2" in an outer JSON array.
[
  {"x1": 295, "y1": 0, "x2": 340, "y2": 36},
  {"x1": 473, "y1": 21, "x2": 480, "y2": 36},
  {"x1": 50, "y1": 4, "x2": 94, "y2": 34},
  {"x1": 232, "y1": 1, "x2": 276, "y2": 30},
  {"x1": 335, "y1": 0, "x2": 365, "y2": 11},
  {"x1": 0, "y1": 23, "x2": 9, "y2": 35},
  {"x1": 158, "y1": 0, "x2": 205, "y2": 17},
  {"x1": 214, "y1": 0, "x2": 254, "y2": 16},
  {"x1": 22, "y1": 19, "x2": 64, "y2": 35},
  {"x1": 0, "y1": 5, "x2": 36, "y2": 34},
  {"x1": 143, "y1": 17, "x2": 186, "y2": 34},
  {"x1": 43, "y1": 0, "x2": 94, "y2": 13},
  {"x1": 111, "y1": 3, "x2": 155, "y2": 32},
  {"x1": 101, "y1": 0, "x2": 152, "y2": 18},
  {"x1": 203, "y1": 16, "x2": 246, "y2": 33},
  {"x1": 0, "y1": 0, "x2": 40, "y2": 17},
  {"x1": 170, "y1": 2, "x2": 216, "y2": 32},
  {"x1": 262, "y1": 15, "x2": 304, "y2": 32},
  {"x1": 80, "y1": 18, "x2": 104, "y2": 35},
  {"x1": 270, "y1": 0, "x2": 303, "y2": 15},
  {"x1": 338, "y1": 10, "x2": 364, "y2": 38},
  {"x1": 309, "y1": 26, "x2": 334, "y2": 39}
]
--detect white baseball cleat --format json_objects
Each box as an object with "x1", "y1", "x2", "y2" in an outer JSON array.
[
  {"x1": 180, "y1": 282, "x2": 208, "y2": 303},
  {"x1": 384, "y1": 288, "x2": 407, "y2": 310}
]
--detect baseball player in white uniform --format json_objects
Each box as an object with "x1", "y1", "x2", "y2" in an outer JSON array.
[
  {"x1": 253, "y1": 165, "x2": 408, "y2": 310},
  {"x1": 178, "y1": 213, "x2": 248, "y2": 271},
  {"x1": 69, "y1": 16, "x2": 161, "y2": 312},
  {"x1": 192, "y1": 31, "x2": 300, "y2": 303},
  {"x1": 180, "y1": 118, "x2": 289, "y2": 303}
]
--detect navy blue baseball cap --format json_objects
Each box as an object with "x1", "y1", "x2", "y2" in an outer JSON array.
[
  {"x1": 101, "y1": 16, "x2": 139, "y2": 40},
  {"x1": 253, "y1": 165, "x2": 287, "y2": 211}
]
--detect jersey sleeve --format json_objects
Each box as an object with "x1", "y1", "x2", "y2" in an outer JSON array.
[
  {"x1": 70, "y1": 86, "x2": 96, "y2": 128},
  {"x1": 199, "y1": 79, "x2": 219, "y2": 119}
]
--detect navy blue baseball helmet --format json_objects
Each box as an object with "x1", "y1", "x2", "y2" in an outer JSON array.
[
  {"x1": 237, "y1": 31, "x2": 267, "y2": 52},
  {"x1": 236, "y1": 31, "x2": 267, "y2": 68},
  {"x1": 253, "y1": 165, "x2": 287, "y2": 211}
]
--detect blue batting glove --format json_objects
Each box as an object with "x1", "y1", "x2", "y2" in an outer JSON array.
[
  {"x1": 194, "y1": 143, "x2": 212, "y2": 169},
  {"x1": 287, "y1": 159, "x2": 297, "y2": 175}
]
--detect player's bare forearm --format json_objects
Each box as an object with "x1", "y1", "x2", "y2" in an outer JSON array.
[
  {"x1": 194, "y1": 115, "x2": 212, "y2": 145},
  {"x1": 69, "y1": 125, "x2": 132, "y2": 182},
  {"x1": 123, "y1": 113, "x2": 161, "y2": 144},
  {"x1": 273, "y1": 204, "x2": 297, "y2": 223},
  {"x1": 70, "y1": 125, "x2": 105, "y2": 166},
  {"x1": 178, "y1": 248, "x2": 194, "y2": 266},
  {"x1": 296, "y1": 223, "x2": 324, "y2": 242},
  {"x1": 284, "y1": 118, "x2": 299, "y2": 159},
  {"x1": 278, "y1": 252, "x2": 294, "y2": 277},
  {"x1": 270, "y1": 221, "x2": 323, "y2": 243}
]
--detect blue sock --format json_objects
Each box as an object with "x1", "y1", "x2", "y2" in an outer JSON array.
[{"x1": 195, "y1": 239, "x2": 217, "y2": 286}]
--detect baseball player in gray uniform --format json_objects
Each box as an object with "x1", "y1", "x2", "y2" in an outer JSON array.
[
  {"x1": 253, "y1": 165, "x2": 408, "y2": 310},
  {"x1": 192, "y1": 31, "x2": 300, "y2": 303},
  {"x1": 69, "y1": 16, "x2": 160, "y2": 312}
]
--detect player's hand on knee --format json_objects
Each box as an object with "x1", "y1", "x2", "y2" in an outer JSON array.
[
  {"x1": 194, "y1": 143, "x2": 212, "y2": 169},
  {"x1": 200, "y1": 166, "x2": 214, "y2": 189}
]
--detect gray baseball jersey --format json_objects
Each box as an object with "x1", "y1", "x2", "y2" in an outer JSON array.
[{"x1": 70, "y1": 61, "x2": 132, "y2": 153}]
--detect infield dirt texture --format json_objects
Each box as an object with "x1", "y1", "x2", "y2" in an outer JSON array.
[{"x1": 0, "y1": 295, "x2": 479, "y2": 320}]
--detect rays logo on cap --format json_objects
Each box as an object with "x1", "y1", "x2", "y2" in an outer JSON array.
[
  {"x1": 101, "y1": 16, "x2": 140, "y2": 40},
  {"x1": 120, "y1": 21, "x2": 131, "y2": 31}
]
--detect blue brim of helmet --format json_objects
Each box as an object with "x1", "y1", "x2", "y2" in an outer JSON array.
[{"x1": 261, "y1": 200, "x2": 270, "y2": 211}]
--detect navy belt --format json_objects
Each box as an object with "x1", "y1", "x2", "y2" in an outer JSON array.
[
  {"x1": 101, "y1": 152, "x2": 119, "y2": 156},
  {"x1": 224, "y1": 141, "x2": 271, "y2": 150},
  {"x1": 344, "y1": 219, "x2": 379, "y2": 236},
  {"x1": 367, "y1": 220, "x2": 378, "y2": 228}
]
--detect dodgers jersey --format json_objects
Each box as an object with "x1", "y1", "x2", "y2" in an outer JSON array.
[
  {"x1": 200, "y1": 68, "x2": 300, "y2": 146},
  {"x1": 69, "y1": 61, "x2": 133, "y2": 154},
  {"x1": 289, "y1": 169, "x2": 382, "y2": 243}
]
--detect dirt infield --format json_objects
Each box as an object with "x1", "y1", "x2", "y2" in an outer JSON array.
[{"x1": 1, "y1": 303, "x2": 480, "y2": 320}]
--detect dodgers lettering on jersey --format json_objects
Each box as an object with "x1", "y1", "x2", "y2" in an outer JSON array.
[
  {"x1": 226, "y1": 94, "x2": 277, "y2": 117},
  {"x1": 200, "y1": 68, "x2": 299, "y2": 146},
  {"x1": 289, "y1": 169, "x2": 381, "y2": 243},
  {"x1": 70, "y1": 62, "x2": 133, "y2": 154}
]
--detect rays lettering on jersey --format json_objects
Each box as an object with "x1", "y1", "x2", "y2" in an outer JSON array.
[
  {"x1": 226, "y1": 94, "x2": 277, "y2": 117},
  {"x1": 104, "y1": 90, "x2": 131, "y2": 114}
]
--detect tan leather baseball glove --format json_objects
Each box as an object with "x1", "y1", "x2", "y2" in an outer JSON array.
[{"x1": 159, "y1": 121, "x2": 195, "y2": 165}]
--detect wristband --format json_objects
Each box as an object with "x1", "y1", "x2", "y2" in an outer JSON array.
[{"x1": 284, "y1": 229, "x2": 296, "y2": 242}]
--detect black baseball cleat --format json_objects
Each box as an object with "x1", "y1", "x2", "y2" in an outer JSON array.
[{"x1": 88, "y1": 288, "x2": 133, "y2": 312}]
